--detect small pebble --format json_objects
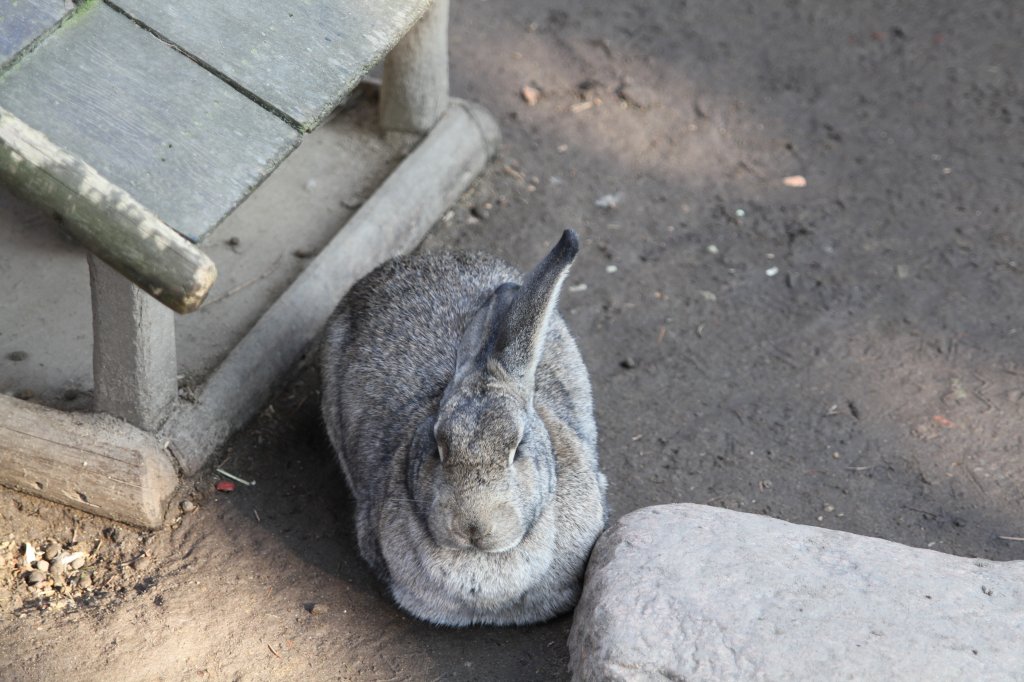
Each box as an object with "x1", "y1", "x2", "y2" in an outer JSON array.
[
  {"x1": 49, "y1": 559, "x2": 64, "y2": 576},
  {"x1": 735, "y1": 208, "x2": 746, "y2": 218},
  {"x1": 765, "y1": 266, "x2": 780, "y2": 277},
  {"x1": 309, "y1": 603, "x2": 329, "y2": 616},
  {"x1": 79, "y1": 572, "x2": 93, "y2": 589},
  {"x1": 44, "y1": 543, "x2": 60, "y2": 561},
  {"x1": 35, "y1": 559, "x2": 49, "y2": 573},
  {"x1": 606, "y1": 265, "x2": 618, "y2": 273},
  {"x1": 520, "y1": 84, "x2": 541, "y2": 106},
  {"x1": 707, "y1": 244, "x2": 720, "y2": 255},
  {"x1": 133, "y1": 556, "x2": 151, "y2": 571},
  {"x1": 620, "y1": 357, "x2": 638, "y2": 370},
  {"x1": 181, "y1": 500, "x2": 196, "y2": 513},
  {"x1": 25, "y1": 570, "x2": 45, "y2": 585},
  {"x1": 71, "y1": 556, "x2": 85, "y2": 570},
  {"x1": 6, "y1": 351, "x2": 27, "y2": 362}
]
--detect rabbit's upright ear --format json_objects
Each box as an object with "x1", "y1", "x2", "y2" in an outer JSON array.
[
  {"x1": 495, "y1": 229, "x2": 579, "y2": 388},
  {"x1": 454, "y1": 230, "x2": 579, "y2": 392}
]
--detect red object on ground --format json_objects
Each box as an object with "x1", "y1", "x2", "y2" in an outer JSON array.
[{"x1": 215, "y1": 481, "x2": 236, "y2": 492}]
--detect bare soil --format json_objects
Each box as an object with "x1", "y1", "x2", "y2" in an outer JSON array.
[{"x1": 3, "y1": 1, "x2": 1023, "y2": 680}]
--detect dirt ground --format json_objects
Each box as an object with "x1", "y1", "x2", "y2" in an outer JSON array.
[{"x1": 3, "y1": 0, "x2": 1024, "y2": 680}]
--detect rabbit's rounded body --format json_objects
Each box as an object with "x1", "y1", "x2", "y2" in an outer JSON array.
[{"x1": 321, "y1": 237, "x2": 607, "y2": 626}]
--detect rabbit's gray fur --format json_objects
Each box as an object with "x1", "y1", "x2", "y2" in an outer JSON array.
[{"x1": 320, "y1": 230, "x2": 607, "y2": 626}]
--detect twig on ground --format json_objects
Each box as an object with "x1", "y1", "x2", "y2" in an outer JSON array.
[
  {"x1": 966, "y1": 466, "x2": 986, "y2": 494},
  {"x1": 903, "y1": 505, "x2": 938, "y2": 518},
  {"x1": 118, "y1": 553, "x2": 145, "y2": 567},
  {"x1": 216, "y1": 468, "x2": 255, "y2": 487}
]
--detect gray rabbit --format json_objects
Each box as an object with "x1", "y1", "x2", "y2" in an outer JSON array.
[{"x1": 320, "y1": 229, "x2": 607, "y2": 626}]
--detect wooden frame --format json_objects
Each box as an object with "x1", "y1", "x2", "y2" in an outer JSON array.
[{"x1": 0, "y1": 0, "x2": 500, "y2": 528}]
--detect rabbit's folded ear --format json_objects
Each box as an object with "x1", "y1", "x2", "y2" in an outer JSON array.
[{"x1": 455, "y1": 230, "x2": 579, "y2": 391}]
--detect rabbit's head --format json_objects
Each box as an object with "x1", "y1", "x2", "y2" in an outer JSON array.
[{"x1": 409, "y1": 230, "x2": 580, "y2": 554}]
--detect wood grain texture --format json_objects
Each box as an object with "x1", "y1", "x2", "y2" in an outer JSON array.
[
  {"x1": 0, "y1": 2, "x2": 300, "y2": 243},
  {"x1": 110, "y1": 0, "x2": 432, "y2": 130},
  {"x1": 0, "y1": 393, "x2": 178, "y2": 529},
  {"x1": 0, "y1": 105, "x2": 217, "y2": 313},
  {"x1": 0, "y1": 0, "x2": 72, "y2": 69}
]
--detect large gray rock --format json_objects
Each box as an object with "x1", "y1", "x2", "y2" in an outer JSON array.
[{"x1": 569, "y1": 504, "x2": 1024, "y2": 681}]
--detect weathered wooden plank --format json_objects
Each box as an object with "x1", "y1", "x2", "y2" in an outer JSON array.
[
  {"x1": 0, "y1": 2, "x2": 300, "y2": 243},
  {"x1": 110, "y1": 0, "x2": 432, "y2": 130},
  {"x1": 0, "y1": 0, "x2": 72, "y2": 70},
  {"x1": 0, "y1": 105, "x2": 217, "y2": 313},
  {"x1": 0, "y1": 393, "x2": 178, "y2": 529}
]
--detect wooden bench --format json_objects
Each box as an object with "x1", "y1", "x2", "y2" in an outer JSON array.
[{"x1": 0, "y1": 0, "x2": 499, "y2": 527}]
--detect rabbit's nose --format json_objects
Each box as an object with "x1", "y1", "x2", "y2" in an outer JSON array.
[{"x1": 467, "y1": 522, "x2": 488, "y2": 545}]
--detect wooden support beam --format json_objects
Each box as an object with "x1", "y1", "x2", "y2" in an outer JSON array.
[
  {"x1": 0, "y1": 394, "x2": 178, "y2": 529},
  {"x1": 89, "y1": 254, "x2": 179, "y2": 431},
  {"x1": 0, "y1": 106, "x2": 217, "y2": 313},
  {"x1": 380, "y1": 0, "x2": 450, "y2": 133}
]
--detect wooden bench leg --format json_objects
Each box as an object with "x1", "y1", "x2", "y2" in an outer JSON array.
[
  {"x1": 380, "y1": 0, "x2": 450, "y2": 133},
  {"x1": 89, "y1": 254, "x2": 177, "y2": 431}
]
